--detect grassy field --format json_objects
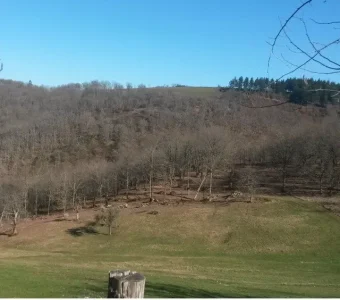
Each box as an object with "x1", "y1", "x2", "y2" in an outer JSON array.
[
  {"x1": 0, "y1": 196, "x2": 340, "y2": 298},
  {"x1": 151, "y1": 86, "x2": 218, "y2": 97}
]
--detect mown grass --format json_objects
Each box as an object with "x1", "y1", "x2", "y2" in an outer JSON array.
[{"x1": 0, "y1": 196, "x2": 340, "y2": 297}]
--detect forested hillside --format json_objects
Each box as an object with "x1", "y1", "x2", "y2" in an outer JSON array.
[
  {"x1": 224, "y1": 77, "x2": 340, "y2": 106},
  {"x1": 0, "y1": 79, "x2": 340, "y2": 227}
]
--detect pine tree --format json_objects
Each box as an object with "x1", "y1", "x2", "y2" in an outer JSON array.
[
  {"x1": 244, "y1": 77, "x2": 249, "y2": 91},
  {"x1": 249, "y1": 78, "x2": 254, "y2": 90},
  {"x1": 229, "y1": 77, "x2": 238, "y2": 88},
  {"x1": 238, "y1": 76, "x2": 244, "y2": 90}
]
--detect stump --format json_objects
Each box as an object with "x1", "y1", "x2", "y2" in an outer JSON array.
[{"x1": 108, "y1": 270, "x2": 145, "y2": 298}]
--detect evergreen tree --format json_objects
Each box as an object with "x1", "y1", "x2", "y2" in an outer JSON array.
[
  {"x1": 243, "y1": 77, "x2": 249, "y2": 90},
  {"x1": 229, "y1": 77, "x2": 238, "y2": 88},
  {"x1": 249, "y1": 78, "x2": 254, "y2": 90},
  {"x1": 238, "y1": 76, "x2": 244, "y2": 90},
  {"x1": 227, "y1": 75, "x2": 340, "y2": 105}
]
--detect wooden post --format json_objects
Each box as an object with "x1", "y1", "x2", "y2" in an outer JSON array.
[{"x1": 108, "y1": 270, "x2": 145, "y2": 298}]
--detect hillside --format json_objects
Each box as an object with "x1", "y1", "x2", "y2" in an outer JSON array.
[
  {"x1": 0, "y1": 79, "x2": 340, "y2": 223},
  {"x1": 1, "y1": 195, "x2": 340, "y2": 297}
]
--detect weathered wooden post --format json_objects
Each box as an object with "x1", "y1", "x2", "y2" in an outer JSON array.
[{"x1": 108, "y1": 270, "x2": 145, "y2": 298}]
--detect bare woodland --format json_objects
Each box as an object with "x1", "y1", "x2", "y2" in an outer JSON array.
[{"x1": 0, "y1": 78, "x2": 339, "y2": 235}]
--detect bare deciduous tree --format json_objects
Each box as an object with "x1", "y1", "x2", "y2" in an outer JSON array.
[{"x1": 95, "y1": 206, "x2": 120, "y2": 236}]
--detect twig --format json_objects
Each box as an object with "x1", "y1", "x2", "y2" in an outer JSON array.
[
  {"x1": 277, "y1": 37, "x2": 340, "y2": 81},
  {"x1": 272, "y1": 0, "x2": 313, "y2": 51},
  {"x1": 300, "y1": 18, "x2": 340, "y2": 68},
  {"x1": 280, "y1": 53, "x2": 340, "y2": 75},
  {"x1": 311, "y1": 18, "x2": 340, "y2": 25},
  {"x1": 308, "y1": 88, "x2": 340, "y2": 98},
  {"x1": 282, "y1": 22, "x2": 340, "y2": 71},
  {"x1": 267, "y1": 0, "x2": 313, "y2": 75}
]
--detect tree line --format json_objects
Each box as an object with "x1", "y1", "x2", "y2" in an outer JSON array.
[{"x1": 223, "y1": 76, "x2": 340, "y2": 106}]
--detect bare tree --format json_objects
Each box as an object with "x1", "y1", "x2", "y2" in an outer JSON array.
[
  {"x1": 0, "y1": 181, "x2": 24, "y2": 235},
  {"x1": 69, "y1": 167, "x2": 84, "y2": 209},
  {"x1": 199, "y1": 127, "x2": 235, "y2": 198},
  {"x1": 238, "y1": 167, "x2": 259, "y2": 202},
  {"x1": 95, "y1": 206, "x2": 120, "y2": 236},
  {"x1": 269, "y1": 132, "x2": 299, "y2": 193}
]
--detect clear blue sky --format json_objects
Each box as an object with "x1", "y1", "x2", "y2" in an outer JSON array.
[{"x1": 1, "y1": 0, "x2": 339, "y2": 87}]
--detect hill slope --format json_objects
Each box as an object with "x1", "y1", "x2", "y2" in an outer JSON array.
[{"x1": 1, "y1": 196, "x2": 340, "y2": 297}]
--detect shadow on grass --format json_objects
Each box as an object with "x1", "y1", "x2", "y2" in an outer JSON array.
[
  {"x1": 135, "y1": 210, "x2": 148, "y2": 214},
  {"x1": 0, "y1": 229, "x2": 16, "y2": 237},
  {"x1": 66, "y1": 225, "x2": 99, "y2": 237},
  {"x1": 145, "y1": 282, "x2": 306, "y2": 298},
  {"x1": 145, "y1": 282, "x2": 233, "y2": 298},
  {"x1": 53, "y1": 217, "x2": 74, "y2": 222},
  {"x1": 83, "y1": 280, "x2": 233, "y2": 298},
  {"x1": 79, "y1": 279, "x2": 307, "y2": 298}
]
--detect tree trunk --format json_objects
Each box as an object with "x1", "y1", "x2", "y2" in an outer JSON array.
[
  {"x1": 149, "y1": 149, "x2": 155, "y2": 200},
  {"x1": 163, "y1": 178, "x2": 166, "y2": 200},
  {"x1": 194, "y1": 174, "x2": 207, "y2": 200},
  {"x1": 108, "y1": 270, "x2": 145, "y2": 298},
  {"x1": 115, "y1": 174, "x2": 118, "y2": 196},
  {"x1": 76, "y1": 204, "x2": 80, "y2": 221},
  {"x1": 35, "y1": 189, "x2": 38, "y2": 217},
  {"x1": 47, "y1": 193, "x2": 51, "y2": 216},
  {"x1": 109, "y1": 225, "x2": 112, "y2": 236},
  {"x1": 149, "y1": 174, "x2": 153, "y2": 200},
  {"x1": 24, "y1": 191, "x2": 27, "y2": 218},
  {"x1": 126, "y1": 170, "x2": 129, "y2": 200},
  {"x1": 0, "y1": 208, "x2": 5, "y2": 227},
  {"x1": 72, "y1": 183, "x2": 76, "y2": 209},
  {"x1": 63, "y1": 194, "x2": 67, "y2": 214},
  {"x1": 12, "y1": 210, "x2": 19, "y2": 236},
  {"x1": 169, "y1": 175, "x2": 173, "y2": 194},
  {"x1": 187, "y1": 168, "x2": 190, "y2": 196},
  {"x1": 319, "y1": 176, "x2": 323, "y2": 195},
  {"x1": 100, "y1": 184, "x2": 103, "y2": 198},
  {"x1": 281, "y1": 169, "x2": 286, "y2": 193},
  {"x1": 209, "y1": 170, "x2": 213, "y2": 197}
]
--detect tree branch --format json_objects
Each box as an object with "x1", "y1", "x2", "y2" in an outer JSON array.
[
  {"x1": 280, "y1": 53, "x2": 340, "y2": 75},
  {"x1": 300, "y1": 18, "x2": 340, "y2": 68},
  {"x1": 267, "y1": 0, "x2": 313, "y2": 74},
  {"x1": 277, "y1": 37, "x2": 340, "y2": 81},
  {"x1": 311, "y1": 18, "x2": 340, "y2": 25},
  {"x1": 282, "y1": 22, "x2": 340, "y2": 71}
]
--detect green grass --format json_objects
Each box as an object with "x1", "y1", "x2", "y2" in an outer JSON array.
[
  {"x1": 0, "y1": 196, "x2": 340, "y2": 297},
  {"x1": 151, "y1": 86, "x2": 218, "y2": 97}
]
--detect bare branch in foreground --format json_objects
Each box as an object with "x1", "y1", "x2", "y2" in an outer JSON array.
[{"x1": 311, "y1": 18, "x2": 340, "y2": 25}]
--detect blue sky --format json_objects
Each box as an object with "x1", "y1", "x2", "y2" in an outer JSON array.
[{"x1": 1, "y1": 0, "x2": 339, "y2": 87}]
